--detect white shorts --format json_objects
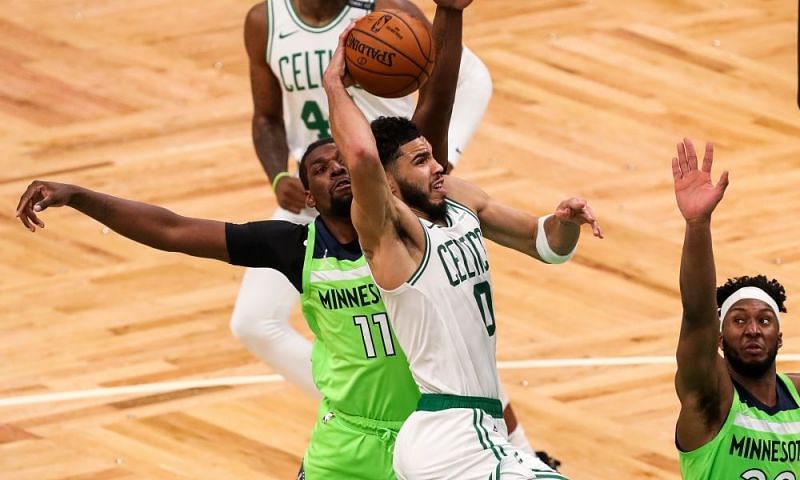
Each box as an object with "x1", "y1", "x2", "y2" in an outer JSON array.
[{"x1": 393, "y1": 399, "x2": 567, "y2": 480}]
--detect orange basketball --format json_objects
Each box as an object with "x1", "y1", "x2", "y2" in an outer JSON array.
[{"x1": 345, "y1": 10, "x2": 435, "y2": 98}]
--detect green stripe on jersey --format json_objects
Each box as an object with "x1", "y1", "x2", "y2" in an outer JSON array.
[{"x1": 408, "y1": 220, "x2": 431, "y2": 285}]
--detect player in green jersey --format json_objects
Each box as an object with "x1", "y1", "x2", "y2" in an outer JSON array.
[{"x1": 672, "y1": 138, "x2": 800, "y2": 479}]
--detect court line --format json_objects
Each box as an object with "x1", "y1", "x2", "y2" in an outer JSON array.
[{"x1": 2, "y1": 354, "x2": 799, "y2": 407}]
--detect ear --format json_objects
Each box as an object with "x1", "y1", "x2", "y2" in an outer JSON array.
[
  {"x1": 305, "y1": 191, "x2": 316, "y2": 209},
  {"x1": 778, "y1": 331, "x2": 783, "y2": 349},
  {"x1": 386, "y1": 172, "x2": 400, "y2": 197},
  {"x1": 718, "y1": 331, "x2": 723, "y2": 350}
]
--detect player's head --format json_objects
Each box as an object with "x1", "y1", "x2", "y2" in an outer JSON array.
[
  {"x1": 717, "y1": 275, "x2": 787, "y2": 378},
  {"x1": 299, "y1": 137, "x2": 352, "y2": 219},
  {"x1": 371, "y1": 116, "x2": 447, "y2": 223}
]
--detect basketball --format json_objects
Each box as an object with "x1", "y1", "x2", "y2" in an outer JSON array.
[{"x1": 345, "y1": 10, "x2": 435, "y2": 98}]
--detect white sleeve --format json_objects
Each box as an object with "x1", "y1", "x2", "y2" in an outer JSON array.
[{"x1": 448, "y1": 46, "x2": 493, "y2": 167}]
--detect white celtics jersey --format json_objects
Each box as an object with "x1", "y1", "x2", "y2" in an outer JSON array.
[
  {"x1": 266, "y1": 0, "x2": 415, "y2": 161},
  {"x1": 379, "y1": 199, "x2": 501, "y2": 399}
]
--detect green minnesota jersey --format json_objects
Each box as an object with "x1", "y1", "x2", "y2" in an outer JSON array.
[
  {"x1": 679, "y1": 374, "x2": 800, "y2": 480},
  {"x1": 300, "y1": 218, "x2": 420, "y2": 420}
]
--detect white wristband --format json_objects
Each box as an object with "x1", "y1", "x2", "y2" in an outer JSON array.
[{"x1": 536, "y1": 214, "x2": 576, "y2": 264}]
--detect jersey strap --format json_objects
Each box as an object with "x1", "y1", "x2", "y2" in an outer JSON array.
[{"x1": 347, "y1": 0, "x2": 375, "y2": 11}]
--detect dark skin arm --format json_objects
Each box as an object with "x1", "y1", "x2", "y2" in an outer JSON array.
[
  {"x1": 672, "y1": 138, "x2": 732, "y2": 451},
  {"x1": 245, "y1": 3, "x2": 305, "y2": 213},
  {"x1": 16, "y1": 181, "x2": 229, "y2": 261}
]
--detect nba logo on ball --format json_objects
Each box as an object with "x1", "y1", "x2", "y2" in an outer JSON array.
[
  {"x1": 345, "y1": 10, "x2": 435, "y2": 98},
  {"x1": 371, "y1": 15, "x2": 392, "y2": 33}
]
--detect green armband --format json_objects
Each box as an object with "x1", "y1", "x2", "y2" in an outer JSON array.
[{"x1": 271, "y1": 171, "x2": 291, "y2": 191}]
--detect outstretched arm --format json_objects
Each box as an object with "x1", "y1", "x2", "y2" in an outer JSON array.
[
  {"x1": 672, "y1": 138, "x2": 732, "y2": 450},
  {"x1": 16, "y1": 181, "x2": 229, "y2": 261},
  {"x1": 444, "y1": 175, "x2": 602, "y2": 261}
]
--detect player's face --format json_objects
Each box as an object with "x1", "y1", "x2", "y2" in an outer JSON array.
[
  {"x1": 720, "y1": 298, "x2": 782, "y2": 378},
  {"x1": 304, "y1": 143, "x2": 352, "y2": 218},
  {"x1": 389, "y1": 137, "x2": 447, "y2": 222}
]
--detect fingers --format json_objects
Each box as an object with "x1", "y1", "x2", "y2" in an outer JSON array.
[
  {"x1": 16, "y1": 183, "x2": 46, "y2": 232},
  {"x1": 683, "y1": 137, "x2": 698, "y2": 170},
  {"x1": 701, "y1": 142, "x2": 714, "y2": 173},
  {"x1": 671, "y1": 157, "x2": 681, "y2": 180},
  {"x1": 676, "y1": 141, "x2": 688, "y2": 176},
  {"x1": 717, "y1": 170, "x2": 730, "y2": 193}
]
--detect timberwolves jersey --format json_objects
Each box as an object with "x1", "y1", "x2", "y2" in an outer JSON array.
[
  {"x1": 266, "y1": 0, "x2": 415, "y2": 161},
  {"x1": 301, "y1": 217, "x2": 420, "y2": 420},
  {"x1": 679, "y1": 374, "x2": 800, "y2": 479},
  {"x1": 378, "y1": 199, "x2": 501, "y2": 399}
]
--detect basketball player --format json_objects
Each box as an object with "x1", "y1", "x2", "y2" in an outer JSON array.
[
  {"x1": 323, "y1": 30, "x2": 602, "y2": 479},
  {"x1": 671, "y1": 138, "x2": 800, "y2": 479},
  {"x1": 16, "y1": 4, "x2": 555, "y2": 477},
  {"x1": 242, "y1": 0, "x2": 539, "y2": 456},
  {"x1": 236, "y1": 0, "x2": 492, "y2": 398}
]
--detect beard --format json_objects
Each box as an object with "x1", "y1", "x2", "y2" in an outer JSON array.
[
  {"x1": 397, "y1": 178, "x2": 447, "y2": 223},
  {"x1": 721, "y1": 338, "x2": 778, "y2": 378},
  {"x1": 329, "y1": 194, "x2": 352, "y2": 219}
]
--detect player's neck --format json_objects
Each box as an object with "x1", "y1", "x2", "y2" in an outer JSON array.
[
  {"x1": 320, "y1": 215, "x2": 359, "y2": 245},
  {"x1": 294, "y1": 0, "x2": 348, "y2": 26},
  {"x1": 729, "y1": 365, "x2": 779, "y2": 406}
]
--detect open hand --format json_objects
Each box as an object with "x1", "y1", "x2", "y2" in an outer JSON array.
[
  {"x1": 672, "y1": 138, "x2": 729, "y2": 224},
  {"x1": 323, "y1": 23, "x2": 356, "y2": 91}
]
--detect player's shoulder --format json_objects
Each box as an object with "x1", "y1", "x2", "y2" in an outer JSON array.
[
  {"x1": 245, "y1": 2, "x2": 267, "y2": 32},
  {"x1": 786, "y1": 373, "x2": 800, "y2": 391},
  {"x1": 443, "y1": 175, "x2": 486, "y2": 215}
]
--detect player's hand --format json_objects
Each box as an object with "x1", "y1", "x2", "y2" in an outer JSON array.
[
  {"x1": 672, "y1": 138, "x2": 729, "y2": 224},
  {"x1": 433, "y1": 0, "x2": 474, "y2": 10},
  {"x1": 553, "y1": 197, "x2": 603, "y2": 238},
  {"x1": 16, "y1": 180, "x2": 77, "y2": 232},
  {"x1": 323, "y1": 24, "x2": 356, "y2": 90},
  {"x1": 274, "y1": 175, "x2": 307, "y2": 214}
]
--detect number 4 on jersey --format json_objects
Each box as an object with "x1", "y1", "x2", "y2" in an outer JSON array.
[{"x1": 301, "y1": 100, "x2": 330, "y2": 139}]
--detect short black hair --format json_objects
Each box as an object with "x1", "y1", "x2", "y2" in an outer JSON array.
[
  {"x1": 298, "y1": 137, "x2": 336, "y2": 189},
  {"x1": 370, "y1": 116, "x2": 421, "y2": 168},
  {"x1": 717, "y1": 275, "x2": 788, "y2": 313}
]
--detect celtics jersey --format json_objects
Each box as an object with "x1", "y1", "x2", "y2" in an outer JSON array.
[
  {"x1": 378, "y1": 199, "x2": 501, "y2": 399},
  {"x1": 266, "y1": 0, "x2": 414, "y2": 161},
  {"x1": 300, "y1": 218, "x2": 420, "y2": 420},
  {"x1": 679, "y1": 374, "x2": 800, "y2": 479}
]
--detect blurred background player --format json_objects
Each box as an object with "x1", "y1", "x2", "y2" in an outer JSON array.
[
  {"x1": 671, "y1": 138, "x2": 800, "y2": 479},
  {"x1": 235, "y1": 0, "x2": 492, "y2": 397}
]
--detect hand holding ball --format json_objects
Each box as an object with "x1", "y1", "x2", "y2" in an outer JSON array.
[{"x1": 344, "y1": 10, "x2": 435, "y2": 98}]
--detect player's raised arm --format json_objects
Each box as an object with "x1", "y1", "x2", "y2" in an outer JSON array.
[
  {"x1": 411, "y1": 0, "x2": 472, "y2": 167},
  {"x1": 672, "y1": 138, "x2": 732, "y2": 450},
  {"x1": 16, "y1": 180, "x2": 229, "y2": 261},
  {"x1": 322, "y1": 29, "x2": 397, "y2": 253},
  {"x1": 444, "y1": 175, "x2": 602, "y2": 262},
  {"x1": 244, "y1": 4, "x2": 305, "y2": 214}
]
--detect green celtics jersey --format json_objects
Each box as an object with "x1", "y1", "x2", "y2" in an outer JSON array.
[
  {"x1": 300, "y1": 218, "x2": 420, "y2": 420},
  {"x1": 679, "y1": 374, "x2": 800, "y2": 480}
]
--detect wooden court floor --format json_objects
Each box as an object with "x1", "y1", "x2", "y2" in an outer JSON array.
[{"x1": 1, "y1": 0, "x2": 799, "y2": 478}]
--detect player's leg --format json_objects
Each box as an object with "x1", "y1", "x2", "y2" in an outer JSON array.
[
  {"x1": 304, "y1": 401, "x2": 399, "y2": 479},
  {"x1": 500, "y1": 386, "x2": 535, "y2": 455},
  {"x1": 229, "y1": 206, "x2": 320, "y2": 398},
  {"x1": 447, "y1": 46, "x2": 493, "y2": 167}
]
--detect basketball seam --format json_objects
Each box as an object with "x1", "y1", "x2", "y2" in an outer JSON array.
[
  {"x1": 347, "y1": 61, "x2": 418, "y2": 97},
  {"x1": 386, "y1": 12, "x2": 433, "y2": 64},
  {"x1": 351, "y1": 28, "x2": 430, "y2": 74}
]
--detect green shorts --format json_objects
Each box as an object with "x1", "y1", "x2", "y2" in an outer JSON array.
[{"x1": 303, "y1": 399, "x2": 404, "y2": 479}]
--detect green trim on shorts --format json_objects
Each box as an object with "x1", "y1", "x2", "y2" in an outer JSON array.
[{"x1": 417, "y1": 393, "x2": 503, "y2": 418}]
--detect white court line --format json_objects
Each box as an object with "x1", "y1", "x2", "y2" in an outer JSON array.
[{"x1": 2, "y1": 354, "x2": 799, "y2": 407}]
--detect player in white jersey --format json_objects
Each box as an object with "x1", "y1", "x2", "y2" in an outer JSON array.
[
  {"x1": 234, "y1": 0, "x2": 493, "y2": 397},
  {"x1": 323, "y1": 24, "x2": 603, "y2": 478}
]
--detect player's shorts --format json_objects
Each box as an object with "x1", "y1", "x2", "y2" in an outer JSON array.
[
  {"x1": 303, "y1": 398, "x2": 404, "y2": 479},
  {"x1": 393, "y1": 394, "x2": 569, "y2": 480}
]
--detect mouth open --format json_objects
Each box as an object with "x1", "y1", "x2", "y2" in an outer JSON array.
[
  {"x1": 432, "y1": 177, "x2": 444, "y2": 192},
  {"x1": 332, "y1": 178, "x2": 351, "y2": 193}
]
